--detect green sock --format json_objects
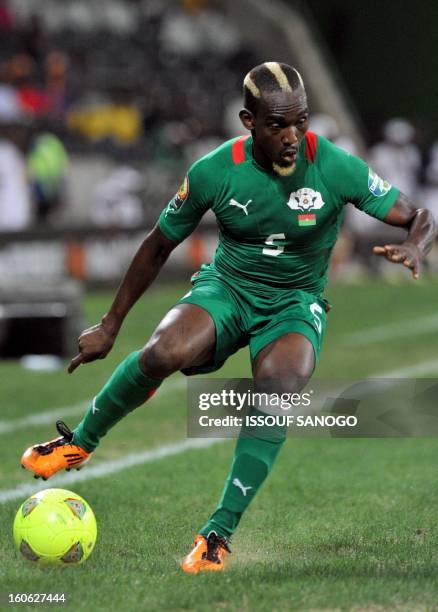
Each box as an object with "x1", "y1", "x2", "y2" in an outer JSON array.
[
  {"x1": 200, "y1": 408, "x2": 286, "y2": 539},
  {"x1": 73, "y1": 350, "x2": 162, "y2": 452}
]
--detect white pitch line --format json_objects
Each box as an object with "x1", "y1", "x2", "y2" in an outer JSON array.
[
  {"x1": 0, "y1": 401, "x2": 89, "y2": 436},
  {"x1": 2, "y1": 360, "x2": 438, "y2": 504},
  {"x1": 3, "y1": 338, "x2": 437, "y2": 437},
  {"x1": 372, "y1": 359, "x2": 438, "y2": 379},
  {"x1": 1, "y1": 358, "x2": 437, "y2": 436},
  {"x1": 0, "y1": 377, "x2": 185, "y2": 435},
  {"x1": 0, "y1": 437, "x2": 224, "y2": 504},
  {"x1": 347, "y1": 312, "x2": 438, "y2": 346}
]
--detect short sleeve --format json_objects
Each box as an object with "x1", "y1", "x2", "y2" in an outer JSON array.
[
  {"x1": 158, "y1": 159, "x2": 215, "y2": 244},
  {"x1": 319, "y1": 137, "x2": 399, "y2": 221}
]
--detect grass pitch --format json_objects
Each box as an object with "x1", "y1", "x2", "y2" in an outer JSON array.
[{"x1": 1, "y1": 278, "x2": 438, "y2": 611}]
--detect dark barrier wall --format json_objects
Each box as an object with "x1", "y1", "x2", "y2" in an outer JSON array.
[{"x1": 303, "y1": 0, "x2": 438, "y2": 137}]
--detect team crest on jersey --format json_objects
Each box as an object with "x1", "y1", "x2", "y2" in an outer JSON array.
[
  {"x1": 287, "y1": 188, "x2": 324, "y2": 227},
  {"x1": 287, "y1": 188, "x2": 325, "y2": 212},
  {"x1": 168, "y1": 175, "x2": 189, "y2": 212},
  {"x1": 368, "y1": 168, "x2": 391, "y2": 197}
]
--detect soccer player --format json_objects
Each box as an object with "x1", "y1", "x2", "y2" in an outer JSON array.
[{"x1": 21, "y1": 63, "x2": 436, "y2": 573}]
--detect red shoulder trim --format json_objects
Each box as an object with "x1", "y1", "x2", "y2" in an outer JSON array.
[
  {"x1": 305, "y1": 131, "x2": 318, "y2": 163},
  {"x1": 231, "y1": 135, "x2": 250, "y2": 164}
]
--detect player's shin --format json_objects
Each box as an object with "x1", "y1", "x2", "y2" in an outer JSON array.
[
  {"x1": 72, "y1": 350, "x2": 162, "y2": 452},
  {"x1": 199, "y1": 407, "x2": 286, "y2": 539}
]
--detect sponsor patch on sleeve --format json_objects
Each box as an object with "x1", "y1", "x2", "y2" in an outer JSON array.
[
  {"x1": 368, "y1": 168, "x2": 392, "y2": 197},
  {"x1": 168, "y1": 175, "x2": 189, "y2": 212}
]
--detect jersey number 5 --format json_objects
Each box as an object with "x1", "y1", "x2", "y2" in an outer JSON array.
[
  {"x1": 262, "y1": 233, "x2": 286, "y2": 257},
  {"x1": 310, "y1": 302, "x2": 323, "y2": 334}
]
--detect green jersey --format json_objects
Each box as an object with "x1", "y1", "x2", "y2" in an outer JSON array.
[{"x1": 158, "y1": 132, "x2": 398, "y2": 295}]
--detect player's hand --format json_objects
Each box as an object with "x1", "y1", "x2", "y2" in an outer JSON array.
[
  {"x1": 68, "y1": 321, "x2": 117, "y2": 374},
  {"x1": 373, "y1": 242, "x2": 421, "y2": 279}
]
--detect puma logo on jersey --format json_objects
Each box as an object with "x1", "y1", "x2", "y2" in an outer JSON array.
[
  {"x1": 287, "y1": 188, "x2": 325, "y2": 212},
  {"x1": 229, "y1": 198, "x2": 253, "y2": 215},
  {"x1": 232, "y1": 478, "x2": 253, "y2": 496}
]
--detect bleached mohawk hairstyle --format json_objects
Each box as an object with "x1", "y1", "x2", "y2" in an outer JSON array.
[{"x1": 243, "y1": 62, "x2": 305, "y2": 113}]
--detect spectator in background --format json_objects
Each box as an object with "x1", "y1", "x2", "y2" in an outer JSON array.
[
  {"x1": 421, "y1": 155, "x2": 438, "y2": 271},
  {"x1": 426, "y1": 142, "x2": 438, "y2": 179},
  {"x1": 67, "y1": 86, "x2": 142, "y2": 147},
  {"x1": 0, "y1": 0, "x2": 13, "y2": 31},
  {"x1": 223, "y1": 95, "x2": 246, "y2": 138},
  {"x1": 309, "y1": 113, "x2": 358, "y2": 155},
  {"x1": 0, "y1": 80, "x2": 22, "y2": 123},
  {"x1": 421, "y1": 157, "x2": 438, "y2": 219},
  {"x1": 160, "y1": 0, "x2": 240, "y2": 59},
  {"x1": 345, "y1": 118, "x2": 422, "y2": 277},
  {"x1": 368, "y1": 118, "x2": 421, "y2": 200},
  {"x1": 7, "y1": 54, "x2": 49, "y2": 118},
  {"x1": 0, "y1": 120, "x2": 32, "y2": 231},
  {"x1": 346, "y1": 119, "x2": 420, "y2": 277},
  {"x1": 27, "y1": 132, "x2": 69, "y2": 225},
  {"x1": 1, "y1": 50, "x2": 71, "y2": 123},
  {"x1": 159, "y1": 4, "x2": 205, "y2": 58},
  {"x1": 90, "y1": 166, "x2": 144, "y2": 229},
  {"x1": 21, "y1": 13, "x2": 48, "y2": 63},
  {"x1": 45, "y1": 51, "x2": 70, "y2": 118}
]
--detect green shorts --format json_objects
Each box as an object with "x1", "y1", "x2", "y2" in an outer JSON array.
[{"x1": 177, "y1": 264, "x2": 329, "y2": 374}]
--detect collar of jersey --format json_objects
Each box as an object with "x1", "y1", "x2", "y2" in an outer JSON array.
[{"x1": 244, "y1": 135, "x2": 306, "y2": 175}]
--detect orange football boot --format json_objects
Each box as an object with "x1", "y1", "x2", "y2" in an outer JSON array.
[
  {"x1": 182, "y1": 532, "x2": 231, "y2": 574},
  {"x1": 21, "y1": 421, "x2": 92, "y2": 480}
]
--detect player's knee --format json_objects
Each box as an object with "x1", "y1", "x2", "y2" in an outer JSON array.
[
  {"x1": 140, "y1": 336, "x2": 186, "y2": 378},
  {"x1": 254, "y1": 358, "x2": 312, "y2": 393}
]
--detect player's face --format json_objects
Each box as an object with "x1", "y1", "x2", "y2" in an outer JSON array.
[{"x1": 243, "y1": 89, "x2": 309, "y2": 176}]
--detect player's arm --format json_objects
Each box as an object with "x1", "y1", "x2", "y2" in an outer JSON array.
[
  {"x1": 68, "y1": 226, "x2": 177, "y2": 373},
  {"x1": 373, "y1": 192, "x2": 437, "y2": 279}
]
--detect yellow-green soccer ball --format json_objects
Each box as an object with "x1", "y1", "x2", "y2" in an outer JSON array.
[{"x1": 13, "y1": 488, "x2": 97, "y2": 565}]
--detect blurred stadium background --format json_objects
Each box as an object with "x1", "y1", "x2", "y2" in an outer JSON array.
[
  {"x1": 0, "y1": 1, "x2": 437, "y2": 288},
  {"x1": 1, "y1": 2, "x2": 438, "y2": 608}
]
